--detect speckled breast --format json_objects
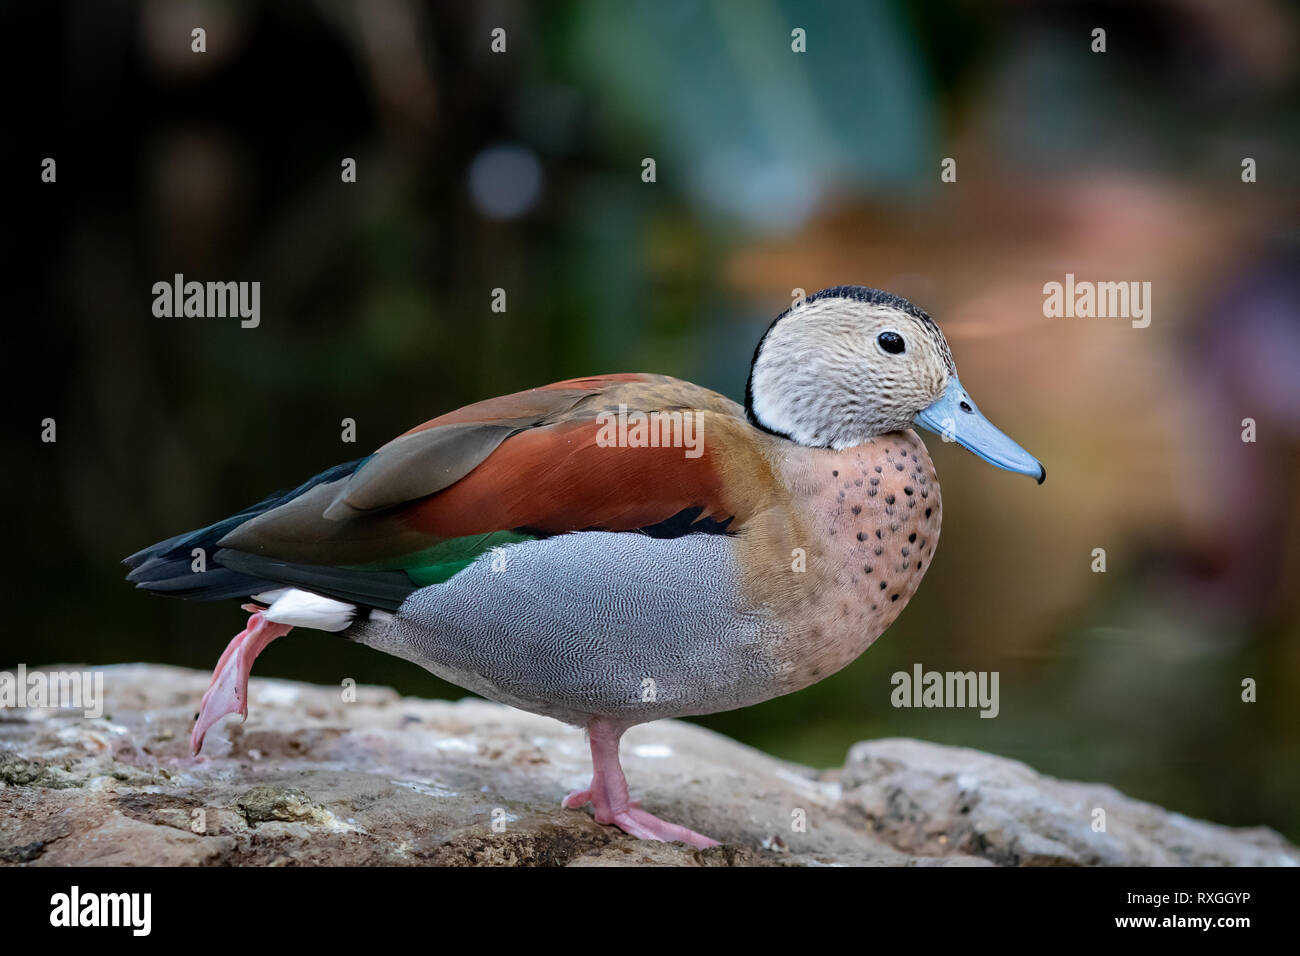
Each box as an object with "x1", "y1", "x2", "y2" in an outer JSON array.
[{"x1": 762, "y1": 429, "x2": 943, "y2": 690}]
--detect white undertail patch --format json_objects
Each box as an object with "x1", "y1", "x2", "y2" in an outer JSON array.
[{"x1": 262, "y1": 588, "x2": 356, "y2": 632}]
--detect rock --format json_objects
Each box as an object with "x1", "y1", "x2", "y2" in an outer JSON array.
[
  {"x1": 0, "y1": 665, "x2": 1294, "y2": 867},
  {"x1": 841, "y1": 739, "x2": 1298, "y2": 867}
]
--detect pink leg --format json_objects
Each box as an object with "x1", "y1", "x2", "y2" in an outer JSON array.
[
  {"x1": 190, "y1": 609, "x2": 292, "y2": 754},
  {"x1": 562, "y1": 720, "x2": 720, "y2": 849}
]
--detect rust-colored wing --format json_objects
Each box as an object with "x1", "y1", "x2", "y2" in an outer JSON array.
[{"x1": 215, "y1": 374, "x2": 779, "y2": 567}]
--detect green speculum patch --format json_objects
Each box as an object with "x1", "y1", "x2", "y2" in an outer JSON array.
[{"x1": 345, "y1": 530, "x2": 536, "y2": 586}]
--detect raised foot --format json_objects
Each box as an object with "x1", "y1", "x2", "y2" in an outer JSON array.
[{"x1": 191, "y1": 609, "x2": 292, "y2": 754}]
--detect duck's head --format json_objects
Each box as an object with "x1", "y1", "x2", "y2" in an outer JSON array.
[{"x1": 745, "y1": 285, "x2": 1045, "y2": 483}]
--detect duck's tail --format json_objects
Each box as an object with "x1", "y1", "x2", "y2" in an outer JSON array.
[{"x1": 123, "y1": 459, "x2": 365, "y2": 601}]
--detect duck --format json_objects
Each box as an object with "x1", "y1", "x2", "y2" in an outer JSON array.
[{"x1": 124, "y1": 285, "x2": 1044, "y2": 848}]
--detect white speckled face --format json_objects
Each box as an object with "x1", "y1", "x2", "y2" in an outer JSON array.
[{"x1": 747, "y1": 292, "x2": 956, "y2": 449}]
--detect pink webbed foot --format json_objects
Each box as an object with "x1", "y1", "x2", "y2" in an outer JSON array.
[
  {"x1": 562, "y1": 721, "x2": 720, "y2": 850},
  {"x1": 191, "y1": 609, "x2": 292, "y2": 753},
  {"x1": 601, "y1": 806, "x2": 719, "y2": 848}
]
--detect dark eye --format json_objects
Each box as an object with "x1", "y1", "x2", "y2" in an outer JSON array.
[{"x1": 877, "y1": 331, "x2": 905, "y2": 354}]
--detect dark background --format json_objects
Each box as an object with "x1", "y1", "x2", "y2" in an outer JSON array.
[{"x1": 5, "y1": 0, "x2": 1299, "y2": 839}]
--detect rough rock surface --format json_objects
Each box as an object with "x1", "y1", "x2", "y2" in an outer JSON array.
[{"x1": 0, "y1": 665, "x2": 1294, "y2": 867}]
